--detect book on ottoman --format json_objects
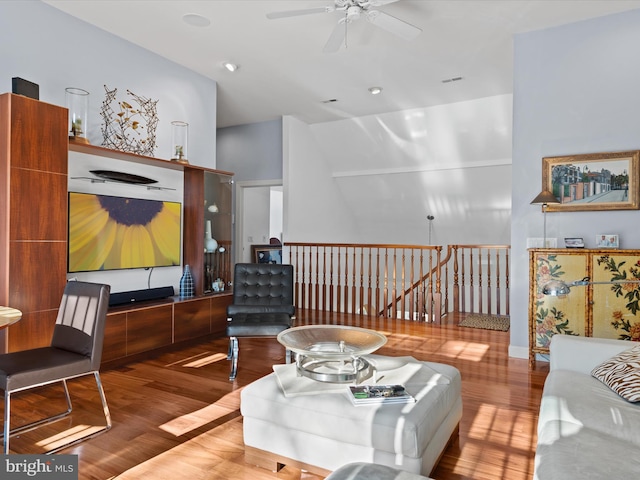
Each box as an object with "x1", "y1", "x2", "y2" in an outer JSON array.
[{"x1": 348, "y1": 384, "x2": 415, "y2": 406}]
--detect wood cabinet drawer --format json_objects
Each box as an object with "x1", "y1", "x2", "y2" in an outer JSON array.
[
  {"x1": 126, "y1": 305, "x2": 173, "y2": 356},
  {"x1": 103, "y1": 312, "x2": 127, "y2": 362},
  {"x1": 174, "y1": 297, "x2": 210, "y2": 343}
]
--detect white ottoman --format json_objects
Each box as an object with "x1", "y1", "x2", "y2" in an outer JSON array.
[{"x1": 241, "y1": 355, "x2": 462, "y2": 477}]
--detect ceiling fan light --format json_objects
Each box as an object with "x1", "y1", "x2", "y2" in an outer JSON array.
[
  {"x1": 347, "y1": 6, "x2": 362, "y2": 20},
  {"x1": 369, "y1": 86, "x2": 383, "y2": 95},
  {"x1": 223, "y1": 62, "x2": 238, "y2": 72}
]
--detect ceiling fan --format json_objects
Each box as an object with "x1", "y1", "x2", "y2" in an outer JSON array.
[{"x1": 266, "y1": 0, "x2": 422, "y2": 53}]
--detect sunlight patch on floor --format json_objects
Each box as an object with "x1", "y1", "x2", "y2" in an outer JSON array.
[
  {"x1": 437, "y1": 340, "x2": 489, "y2": 361},
  {"x1": 115, "y1": 420, "x2": 244, "y2": 479},
  {"x1": 469, "y1": 404, "x2": 537, "y2": 461},
  {"x1": 164, "y1": 351, "x2": 228, "y2": 368},
  {"x1": 36, "y1": 424, "x2": 104, "y2": 451},
  {"x1": 455, "y1": 403, "x2": 536, "y2": 479},
  {"x1": 159, "y1": 397, "x2": 236, "y2": 436},
  {"x1": 182, "y1": 353, "x2": 228, "y2": 368}
]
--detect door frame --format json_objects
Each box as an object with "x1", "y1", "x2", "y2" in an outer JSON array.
[{"x1": 235, "y1": 179, "x2": 283, "y2": 265}]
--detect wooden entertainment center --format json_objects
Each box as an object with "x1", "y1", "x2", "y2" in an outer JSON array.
[{"x1": 0, "y1": 93, "x2": 233, "y2": 361}]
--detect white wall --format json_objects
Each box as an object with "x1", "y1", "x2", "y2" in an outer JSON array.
[
  {"x1": 284, "y1": 116, "x2": 362, "y2": 243},
  {"x1": 0, "y1": 1, "x2": 218, "y2": 293},
  {"x1": 285, "y1": 95, "x2": 512, "y2": 246},
  {"x1": 242, "y1": 187, "x2": 271, "y2": 261},
  {"x1": 270, "y1": 187, "x2": 284, "y2": 241},
  {"x1": 1, "y1": 1, "x2": 217, "y2": 168},
  {"x1": 511, "y1": 9, "x2": 640, "y2": 357},
  {"x1": 217, "y1": 120, "x2": 283, "y2": 181}
]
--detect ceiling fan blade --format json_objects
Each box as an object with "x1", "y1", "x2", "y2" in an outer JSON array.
[
  {"x1": 367, "y1": 0, "x2": 400, "y2": 6},
  {"x1": 323, "y1": 19, "x2": 348, "y2": 54},
  {"x1": 266, "y1": 6, "x2": 334, "y2": 20},
  {"x1": 366, "y1": 10, "x2": 422, "y2": 41}
]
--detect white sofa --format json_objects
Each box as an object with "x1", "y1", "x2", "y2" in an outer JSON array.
[
  {"x1": 325, "y1": 462, "x2": 433, "y2": 480},
  {"x1": 534, "y1": 335, "x2": 640, "y2": 480}
]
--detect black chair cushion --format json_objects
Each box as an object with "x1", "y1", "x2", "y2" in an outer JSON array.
[
  {"x1": 52, "y1": 325, "x2": 93, "y2": 357},
  {"x1": 0, "y1": 347, "x2": 92, "y2": 392},
  {"x1": 227, "y1": 304, "x2": 295, "y2": 316},
  {"x1": 229, "y1": 263, "x2": 295, "y2": 316},
  {"x1": 226, "y1": 313, "x2": 293, "y2": 337}
]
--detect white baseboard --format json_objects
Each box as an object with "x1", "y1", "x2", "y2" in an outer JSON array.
[
  {"x1": 508, "y1": 345, "x2": 550, "y2": 363},
  {"x1": 508, "y1": 345, "x2": 529, "y2": 359}
]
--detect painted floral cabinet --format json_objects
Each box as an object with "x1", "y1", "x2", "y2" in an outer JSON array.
[{"x1": 529, "y1": 248, "x2": 640, "y2": 367}]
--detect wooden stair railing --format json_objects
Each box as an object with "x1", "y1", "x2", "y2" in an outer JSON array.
[
  {"x1": 448, "y1": 244, "x2": 510, "y2": 317},
  {"x1": 286, "y1": 243, "x2": 443, "y2": 322},
  {"x1": 382, "y1": 244, "x2": 510, "y2": 320},
  {"x1": 284, "y1": 243, "x2": 511, "y2": 322}
]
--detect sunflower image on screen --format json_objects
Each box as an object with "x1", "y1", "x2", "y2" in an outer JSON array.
[{"x1": 68, "y1": 192, "x2": 181, "y2": 272}]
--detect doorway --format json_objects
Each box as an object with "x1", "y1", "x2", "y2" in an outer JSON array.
[{"x1": 235, "y1": 180, "x2": 283, "y2": 264}]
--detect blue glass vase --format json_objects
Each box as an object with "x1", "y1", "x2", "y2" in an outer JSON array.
[{"x1": 179, "y1": 264, "x2": 194, "y2": 298}]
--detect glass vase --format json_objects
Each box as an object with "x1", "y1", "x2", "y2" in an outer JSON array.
[
  {"x1": 205, "y1": 220, "x2": 218, "y2": 253},
  {"x1": 66, "y1": 87, "x2": 90, "y2": 144},
  {"x1": 179, "y1": 264, "x2": 194, "y2": 298},
  {"x1": 171, "y1": 121, "x2": 189, "y2": 163}
]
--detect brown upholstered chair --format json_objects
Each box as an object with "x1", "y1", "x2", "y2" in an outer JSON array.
[
  {"x1": 226, "y1": 263, "x2": 295, "y2": 380},
  {"x1": 0, "y1": 281, "x2": 111, "y2": 454}
]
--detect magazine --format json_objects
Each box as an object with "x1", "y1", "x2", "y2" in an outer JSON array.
[{"x1": 348, "y1": 384, "x2": 415, "y2": 406}]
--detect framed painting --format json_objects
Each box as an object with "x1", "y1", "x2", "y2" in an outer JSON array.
[
  {"x1": 251, "y1": 244, "x2": 282, "y2": 264},
  {"x1": 542, "y1": 150, "x2": 640, "y2": 211}
]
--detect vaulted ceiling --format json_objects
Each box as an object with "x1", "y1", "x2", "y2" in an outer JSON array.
[{"x1": 44, "y1": 1, "x2": 640, "y2": 128}]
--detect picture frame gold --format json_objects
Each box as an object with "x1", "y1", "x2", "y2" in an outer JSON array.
[{"x1": 542, "y1": 150, "x2": 640, "y2": 211}]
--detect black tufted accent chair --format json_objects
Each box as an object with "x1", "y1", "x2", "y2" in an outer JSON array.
[{"x1": 226, "y1": 263, "x2": 295, "y2": 380}]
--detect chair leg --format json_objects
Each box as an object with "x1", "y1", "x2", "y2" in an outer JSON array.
[
  {"x1": 226, "y1": 336, "x2": 233, "y2": 360},
  {"x1": 1, "y1": 374, "x2": 111, "y2": 454},
  {"x1": 94, "y1": 371, "x2": 112, "y2": 431},
  {"x1": 228, "y1": 336, "x2": 239, "y2": 381},
  {"x1": 4, "y1": 390, "x2": 10, "y2": 454},
  {"x1": 43, "y1": 372, "x2": 112, "y2": 455},
  {"x1": 2, "y1": 380, "x2": 74, "y2": 454}
]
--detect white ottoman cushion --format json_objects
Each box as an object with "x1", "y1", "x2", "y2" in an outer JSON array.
[{"x1": 241, "y1": 355, "x2": 461, "y2": 475}]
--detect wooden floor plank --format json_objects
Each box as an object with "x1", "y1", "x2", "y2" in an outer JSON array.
[{"x1": 1, "y1": 312, "x2": 548, "y2": 479}]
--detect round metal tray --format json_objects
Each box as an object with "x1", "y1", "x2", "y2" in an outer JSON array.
[
  {"x1": 295, "y1": 354, "x2": 373, "y2": 383},
  {"x1": 277, "y1": 325, "x2": 387, "y2": 359},
  {"x1": 277, "y1": 325, "x2": 387, "y2": 383}
]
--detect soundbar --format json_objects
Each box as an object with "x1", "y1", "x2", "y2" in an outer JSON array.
[{"x1": 109, "y1": 286, "x2": 175, "y2": 306}]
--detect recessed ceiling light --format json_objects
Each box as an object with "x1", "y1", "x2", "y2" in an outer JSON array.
[
  {"x1": 368, "y1": 86, "x2": 383, "y2": 95},
  {"x1": 182, "y1": 13, "x2": 211, "y2": 27},
  {"x1": 223, "y1": 62, "x2": 239, "y2": 72}
]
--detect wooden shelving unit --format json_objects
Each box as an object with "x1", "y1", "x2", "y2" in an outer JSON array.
[
  {"x1": 0, "y1": 93, "x2": 68, "y2": 353},
  {"x1": 1, "y1": 93, "x2": 234, "y2": 360}
]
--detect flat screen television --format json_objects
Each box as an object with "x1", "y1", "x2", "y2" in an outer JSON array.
[{"x1": 68, "y1": 192, "x2": 182, "y2": 273}]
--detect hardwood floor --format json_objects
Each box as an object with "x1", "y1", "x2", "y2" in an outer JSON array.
[{"x1": 3, "y1": 312, "x2": 549, "y2": 479}]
